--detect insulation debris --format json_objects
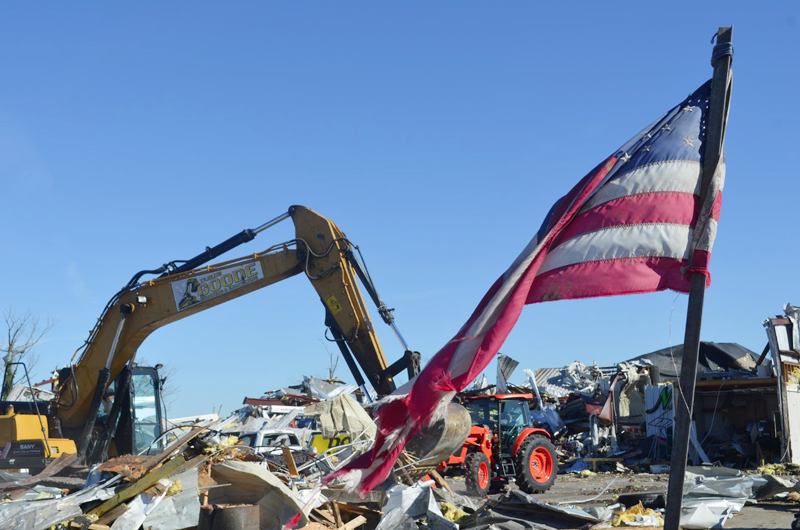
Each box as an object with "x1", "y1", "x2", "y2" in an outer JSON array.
[{"x1": 611, "y1": 502, "x2": 664, "y2": 527}]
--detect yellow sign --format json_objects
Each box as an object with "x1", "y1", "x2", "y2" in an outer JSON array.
[
  {"x1": 325, "y1": 295, "x2": 343, "y2": 315},
  {"x1": 311, "y1": 433, "x2": 351, "y2": 454}
]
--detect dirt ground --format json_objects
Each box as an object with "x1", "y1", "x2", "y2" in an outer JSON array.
[{"x1": 448, "y1": 472, "x2": 798, "y2": 529}]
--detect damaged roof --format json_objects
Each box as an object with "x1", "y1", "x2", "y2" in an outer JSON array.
[{"x1": 626, "y1": 341, "x2": 758, "y2": 381}]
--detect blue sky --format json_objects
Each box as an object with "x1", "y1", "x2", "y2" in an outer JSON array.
[{"x1": 1, "y1": 3, "x2": 798, "y2": 418}]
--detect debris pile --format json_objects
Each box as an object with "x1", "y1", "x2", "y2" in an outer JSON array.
[
  {"x1": 473, "y1": 341, "x2": 784, "y2": 474},
  {"x1": 5, "y1": 304, "x2": 800, "y2": 529},
  {"x1": 0, "y1": 409, "x2": 378, "y2": 530}
]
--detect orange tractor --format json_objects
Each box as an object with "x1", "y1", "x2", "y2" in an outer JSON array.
[{"x1": 437, "y1": 394, "x2": 558, "y2": 496}]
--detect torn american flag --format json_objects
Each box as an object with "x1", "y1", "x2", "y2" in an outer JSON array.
[{"x1": 329, "y1": 79, "x2": 726, "y2": 495}]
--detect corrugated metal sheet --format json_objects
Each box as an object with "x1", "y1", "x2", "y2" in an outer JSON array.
[{"x1": 534, "y1": 367, "x2": 574, "y2": 398}]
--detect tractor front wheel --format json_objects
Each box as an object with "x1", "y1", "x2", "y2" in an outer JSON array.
[
  {"x1": 465, "y1": 452, "x2": 491, "y2": 496},
  {"x1": 515, "y1": 435, "x2": 557, "y2": 494}
]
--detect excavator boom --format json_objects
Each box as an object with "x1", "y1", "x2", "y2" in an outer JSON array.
[{"x1": 48, "y1": 205, "x2": 417, "y2": 463}]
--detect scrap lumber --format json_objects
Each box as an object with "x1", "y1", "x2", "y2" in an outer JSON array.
[
  {"x1": 312, "y1": 507, "x2": 337, "y2": 526},
  {"x1": 282, "y1": 445, "x2": 299, "y2": 476},
  {"x1": 94, "y1": 504, "x2": 130, "y2": 526},
  {"x1": 87, "y1": 454, "x2": 186, "y2": 518},
  {"x1": 429, "y1": 469, "x2": 455, "y2": 495},
  {"x1": 309, "y1": 510, "x2": 336, "y2": 528},
  {"x1": 171, "y1": 452, "x2": 209, "y2": 476},
  {"x1": 68, "y1": 523, "x2": 110, "y2": 530},
  {"x1": 331, "y1": 501, "x2": 343, "y2": 527},
  {"x1": 333, "y1": 502, "x2": 382, "y2": 516},
  {"x1": 336, "y1": 515, "x2": 367, "y2": 530}
]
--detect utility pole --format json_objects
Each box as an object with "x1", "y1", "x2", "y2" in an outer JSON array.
[{"x1": 664, "y1": 26, "x2": 733, "y2": 530}]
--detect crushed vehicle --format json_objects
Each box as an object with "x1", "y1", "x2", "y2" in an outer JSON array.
[{"x1": 234, "y1": 429, "x2": 303, "y2": 456}]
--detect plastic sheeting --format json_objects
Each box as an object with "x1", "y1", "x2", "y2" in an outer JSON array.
[
  {"x1": 461, "y1": 490, "x2": 600, "y2": 530},
  {"x1": 304, "y1": 393, "x2": 377, "y2": 440},
  {"x1": 614, "y1": 363, "x2": 649, "y2": 420},
  {"x1": 530, "y1": 404, "x2": 566, "y2": 434}
]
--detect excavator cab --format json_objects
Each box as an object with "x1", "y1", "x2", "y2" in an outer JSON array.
[
  {"x1": 49, "y1": 364, "x2": 167, "y2": 462},
  {"x1": 94, "y1": 366, "x2": 166, "y2": 456},
  {"x1": 130, "y1": 367, "x2": 165, "y2": 454}
]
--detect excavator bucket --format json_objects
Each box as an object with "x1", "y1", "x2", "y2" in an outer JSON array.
[{"x1": 396, "y1": 402, "x2": 472, "y2": 482}]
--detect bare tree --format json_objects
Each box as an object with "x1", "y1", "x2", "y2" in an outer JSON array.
[
  {"x1": 319, "y1": 338, "x2": 340, "y2": 380},
  {"x1": 136, "y1": 357, "x2": 181, "y2": 412},
  {"x1": 1, "y1": 308, "x2": 55, "y2": 400}
]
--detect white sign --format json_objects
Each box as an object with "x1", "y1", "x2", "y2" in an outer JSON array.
[{"x1": 171, "y1": 262, "x2": 264, "y2": 312}]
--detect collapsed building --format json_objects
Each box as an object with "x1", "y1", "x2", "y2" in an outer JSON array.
[{"x1": 519, "y1": 305, "x2": 800, "y2": 472}]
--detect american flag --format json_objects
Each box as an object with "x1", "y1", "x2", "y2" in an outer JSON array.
[{"x1": 329, "y1": 79, "x2": 726, "y2": 495}]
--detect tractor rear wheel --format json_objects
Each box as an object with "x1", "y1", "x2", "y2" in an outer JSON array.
[
  {"x1": 465, "y1": 452, "x2": 491, "y2": 496},
  {"x1": 515, "y1": 435, "x2": 557, "y2": 494}
]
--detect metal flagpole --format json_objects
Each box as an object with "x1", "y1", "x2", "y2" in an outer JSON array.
[{"x1": 664, "y1": 26, "x2": 733, "y2": 530}]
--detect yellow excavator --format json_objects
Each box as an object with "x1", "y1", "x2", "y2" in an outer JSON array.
[{"x1": 0, "y1": 206, "x2": 466, "y2": 471}]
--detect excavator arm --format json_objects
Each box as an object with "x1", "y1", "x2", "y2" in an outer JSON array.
[{"x1": 54, "y1": 205, "x2": 419, "y2": 462}]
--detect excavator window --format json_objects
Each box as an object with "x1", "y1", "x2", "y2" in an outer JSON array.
[
  {"x1": 131, "y1": 370, "x2": 163, "y2": 454},
  {"x1": 97, "y1": 381, "x2": 117, "y2": 424}
]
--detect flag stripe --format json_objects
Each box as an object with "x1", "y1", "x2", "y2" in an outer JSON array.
[
  {"x1": 580, "y1": 160, "x2": 701, "y2": 213},
  {"x1": 538, "y1": 224, "x2": 693, "y2": 276},
  {"x1": 527, "y1": 256, "x2": 690, "y2": 303},
  {"x1": 559, "y1": 191, "x2": 699, "y2": 244}
]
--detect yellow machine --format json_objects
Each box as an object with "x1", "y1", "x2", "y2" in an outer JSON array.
[{"x1": 0, "y1": 205, "x2": 425, "y2": 468}]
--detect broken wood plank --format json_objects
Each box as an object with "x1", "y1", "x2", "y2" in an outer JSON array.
[
  {"x1": 170, "y1": 452, "x2": 208, "y2": 476},
  {"x1": 336, "y1": 515, "x2": 367, "y2": 530},
  {"x1": 333, "y1": 502, "x2": 382, "y2": 516},
  {"x1": 331, "y1": 501, "x2": 343, "y2": 527},
  {"x1": 94, "y1": 504, "x2": 129, "y2": 526},
  {"x1": 309, "y1": 511, "x2": 336, "y2": 528},
  {"x1": 69, "y1": 522, "x2": 110, "y2": 530},
  {"x1": 429, "y1": 469, "x2": 455, "y2": 496},
  {"x1": 87, "y1": 454, "x2": 186, "y2": 518},
  {"x1": 282, "y1": 445, "x2": 299, "y2": 476},
  {"x1": 312, "y1": 508, "x2": 337, "y2": 526}
]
